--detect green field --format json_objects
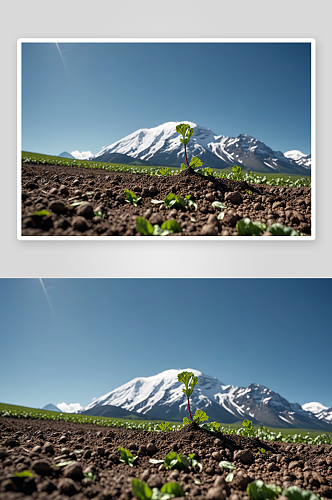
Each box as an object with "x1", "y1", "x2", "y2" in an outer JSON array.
[
  {"x1": 21, "y1": 151, "x2": 311, "y2": 188},
  {"x1": 1, "y1": 402, "x2": 330, "y2": 444}
]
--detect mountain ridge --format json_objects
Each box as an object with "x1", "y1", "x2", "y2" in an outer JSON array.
[
  {"x1": 86, "y1": 121, "x2": 311, "y2": 174},
  {"x1": 78, "y1": 368, "x2": 331, "y2": 431}
]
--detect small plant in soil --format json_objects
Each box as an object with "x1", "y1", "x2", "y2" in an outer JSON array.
[
  {"x1": 219, "y1": 461, "x2": 237, "y2": 471},
  {"x1": 192, "y1": 409, "x2": 209, "y2": 425},
  {"x1": 151, "y1": 193, "x2": 197, "y2": 211},
  {"x1": 155, "y1": 421, "x2": 173, "y2": 432},
  {"x1": 177, "y1": 371, "x2": 198, "y2": 422},
  {"x1": 232, "y1": 165, "x2": 243, "y2": 181},
  {"x1": 267, "y1": 223, "x2": 301, "y2": 236},
  {"x1": 226, "y1": 472, "x2": 234, "y2": 482},
  {"x1": 236, "y1": 218, "x2": 267, "y2": 236},
  {"x1": 124, "y1": 189, "x2": 141, "y2": 206},
  {"x1": 176, "y1": 123, "x2": 203, "y2": 171},
  {"x1": 118, "y1": 447, "x2": 137, "y2": 467},
  {"x1": 132, "y1": 478, "x2": 185, "y2": 500},
  {"x1": 247, "y1": 480, "x2": 282, "y2": 500},
  {"x1": 84, "y1": 471, "x2": 96, "y2": 482},
  {"x1": 12, "y1": 471, "x2": 34, "y2": 477},
  {"x1": 150, "y1": 450, "x2": 202, "y2": 472},
  {"x1": 282, "y1": 486, "x2": 323, "y2": 500},
  {"x1": 197, "y1": 166, "x2": 213, "y2": 177},
  {"x1": 242, "y1": 419, "x2": 255, "y2": 438},
  {"x1": 32, "y1": 210, "x2": 51, "y2": 216},
  {"x1": 156, "y1": 167, "x2": 172, "y2": 176},
  {"x1": 94, "y1": 210, "x2": 105, "y2": 219},
  {"x1": 136, "y1": 217, "x2": 182, "y2": 236},
  {"x1": 211, "y1": 201, "x2": 227, "y2": 220}
]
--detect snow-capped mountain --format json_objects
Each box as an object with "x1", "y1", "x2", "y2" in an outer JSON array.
[
  {"x1": 284, "y1": 150, "x2": 311, "y2": 169},
  {"x1": 302, "y1": 402, "x2": 332, "y2": 424},
  {"x1": 79, "y1": 369, "x2": 330, "y2": 431},
  {"x1": 88, "y1": 121, "x2": 311, "y2": 175}
]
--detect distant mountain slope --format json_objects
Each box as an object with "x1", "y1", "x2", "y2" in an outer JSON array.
[
  {"x1": 42, "y1": 404, "x2": 62, "y2": 412},
  {"x1": 80, "y1": 404, "x2": 160, "y2": 420},
  {"x1": 88, "y1": 151, "x2": 167, "y2": 168},
  {"x1": 88, "y1": 121, "x2": 311, "y2": 174},
  {"x1": 302, "y1": 402, "x2": 332, "y2": 424},
  {"x1": 80, "y1": 369, "x2": 330, "y2": 431},
  {"x1": 58, "y1": 151, "x2": 76, "y2": 159}
]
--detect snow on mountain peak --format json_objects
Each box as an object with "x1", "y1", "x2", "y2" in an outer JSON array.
[
  {"x1": 77, "y1": 120, "x2": 311, "y2": 174},
  {"x1": 284, "y1": 150, "x2": 307, "y2": 161},
  {"x1": 302, "y1": 402, "x2": 329, "y2": 413}
]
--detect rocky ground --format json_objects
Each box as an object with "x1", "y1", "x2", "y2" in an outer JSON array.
[
  {"x1": 21, "y1": 163, "x2": 311, "y2": 237},
  {"x1": 1, "y1": 418, "x2": 331, "y2": 500}
]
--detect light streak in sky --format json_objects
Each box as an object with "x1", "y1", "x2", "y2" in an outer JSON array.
[
  {"x1": 39, "y1": 278, "x2": 53, "y2": 313},
  {"x1": 55, "y1": 43, "x2": 67, "y2": 72}
]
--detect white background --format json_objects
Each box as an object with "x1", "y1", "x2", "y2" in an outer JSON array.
[{"x1": 1, "y1": 0, "x2": 331, "y2": 277}]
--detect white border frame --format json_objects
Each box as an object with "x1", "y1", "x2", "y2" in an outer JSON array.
[{"x1": 17, "y1": 38, "x2": 316, "y2": 241}]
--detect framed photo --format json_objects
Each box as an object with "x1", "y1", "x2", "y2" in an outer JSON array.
[{"x1": 18, "y1": 39, "x2": 315, "y2": 239}]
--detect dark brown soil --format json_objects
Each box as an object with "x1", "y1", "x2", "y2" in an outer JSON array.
[
  {"x1": 1, "y1": 417, "x2": 331, "y2": 500},
  {"x1": 21, "y1": 163, "x2": 311, "y2": 237}
]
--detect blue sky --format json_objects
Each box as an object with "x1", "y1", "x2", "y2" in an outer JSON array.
[
  {"x1": 0, "y1": 278, "x2": 330, "y2": 413},
  {"x1": 21, "y1": 41, "x2": 312, "y2": 158}
]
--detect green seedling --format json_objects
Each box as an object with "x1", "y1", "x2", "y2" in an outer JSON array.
[
  {"x1": 119, "y1": 447, "x2": 137, "y2": 467},
  {"x1": 32, "y1": 210, "x2": 51, "y2": 216},
  {"x1": 124, "y1": 189, "x2": 141, "y2": 206},
  {"x1": 157, "y1": 167, "x2": 172, "y2": 176},
  {"x1": 184, "y1": 409, "x2": 208, "y2": 426},
  {"x1": 12, "y1": 471, "x2": 34, "y2": 477},
  {"x1": 211, "y1": 201, "x2": 227, "y2": 220},
  {"x1": 200, "y1": 421, "x2": 221, "y2": 432},
  {"x1": 282, "y1": 486, "x2": 322, "y2": 500},
  {"x1": 193, "y1": 410, "x2": 209, "y2": 424},
  {"x1": 188, "y1": 157, "x2": 203, "y2": 170},
  {"x1": 84, "y1": 472, "x2": 96, "y2": 482},
  {"x1": 136, "y1": 217, "x2": 182, "y2": 236},
  {"x1": 247, "y1": 190, "x2": 253, "y2": 195},
  {"x1": 178, "y1": 371, "x2": 198, "y2": 421},
  {"x1": 176, "y1": 123, "x2": 194, "y2": 168},
  {"x1": 266, "y1": 223, "x2": 301, "y2": 236},
  {"x1": 207, "y1": 421, "x2": 221, "y2": 432},
  {"x1": 259, "y1": 448, "x2": 266, "y2": 454},
  {"x1": 219, "y1": 461, "x2": 236, "y2": 470},
  {"x1": 225, "y1": 473, "x2": 234, "y2": 482},
  {"x1": 242, "y1": 419, "x2": 254, "y2": 438},
  {"x1": 150, "y1": 451, "x2": 202, "y2": 472},
  {"x1": 94, "y1": 211, "x2": 105, "y2": 219},
  {"x1": 132, "y1": 478, "x2": 185, "y2": 500},
  {"x1": 236, "y1": 218, "x2": 266, "y2": 236},
  {"x1": 232, "y1": 165, "x2": 242, "y2": 181},
  {"x1": 247, "y1": 480, "x2": 282, "y2": 500},
  {"x1": 151, "y1": 193, "x2": 197, "y2": 211},
  {"x1": 197, "y1": 166, "x2": 213, "y2": 177},
  {"x1": 155, "y1": 421, "x2": 173, "y2": 432}
]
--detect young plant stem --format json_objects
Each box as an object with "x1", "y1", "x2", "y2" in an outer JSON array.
[
  {"x1": 184, "y1": 145, "x2": 189, "y2": 167},
  {"x1": 187, "y1": 396, "x2": 193, "y2": 421}
]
